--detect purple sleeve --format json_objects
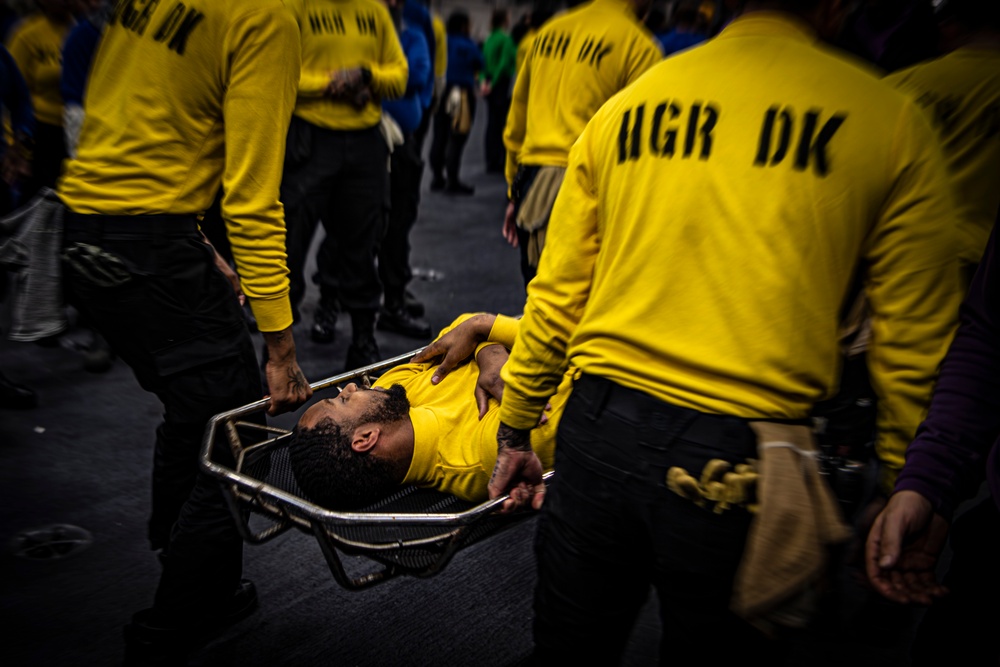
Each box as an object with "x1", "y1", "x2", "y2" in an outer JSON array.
[{"x1": 895, "y1": 212, "x2": 1000, "y2": 518}]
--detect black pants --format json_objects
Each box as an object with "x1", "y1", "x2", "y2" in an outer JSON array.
[
  {"x1": 911, "y1": 497, "x2": 1000, "y2": 665},
  {"x1": 533, "y1": 374, "x2": 776, "y2": 664},
  {"x1": 511, "y1": 165, "x2": 541, "y2": 290},
  {"x1": 62, "y1": 213, "x2": 262, "y2": 621},
  {"x1": 378, "y1": 133, "x2": 422, "y2": 307},
  {"x1": 280, "y1": 117, "x2": 388, "y2": 314},
  {"x1": 429, "y1": 87, "x2": 476, "y2": 185},
  {"x1": 484, "y1": 76, "x2": 510, "y2": 172},
  {"x1": 413, "y1": 99, "x2": 434, "y2": 157}
]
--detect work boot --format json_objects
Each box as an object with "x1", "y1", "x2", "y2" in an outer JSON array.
[
  {"x1": 345, "y1": 309, "x2": 380, "y2": 370},
  {"x1": 345, "y1": 337, "x2": 381, "y2": 371},
  {"x1": 123, "y1": 580, "x2": 259, "y2": 666},
  {"x1": 82, "y1": 332, "x2": 115, "y2": 373},
  {"x1": 445, "y1": 181, "x2": 475, "y2": 196},
  {"x1": 310, "y1": 303, "x2": 339, "y2": 344},
  {"x1": 377, "y1": 306, "x2": 432, "y2": 339},
  {"x1": 404, "y1": 289, "x2": 425, "y2": 318}
]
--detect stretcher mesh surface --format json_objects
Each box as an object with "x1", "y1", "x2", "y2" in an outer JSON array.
[{"x1": 235, "y1": 431, "x2": 521, "y2": 575}]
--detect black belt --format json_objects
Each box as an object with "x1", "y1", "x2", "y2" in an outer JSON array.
[
  {"x1": 64, "y1": 212, "x2": 200, "y2": 239},
  {"x1": 572, "y1": 373, "x2": 756, "y2": 447}
]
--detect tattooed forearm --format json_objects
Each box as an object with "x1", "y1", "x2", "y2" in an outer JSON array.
[{"x1": 497, "y1": 422, "x2": 532, "y2": 452}]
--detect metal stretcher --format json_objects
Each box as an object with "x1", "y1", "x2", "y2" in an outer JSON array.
[{"x1": 199, "y1": 349, "x2": 550, "y2": 590}]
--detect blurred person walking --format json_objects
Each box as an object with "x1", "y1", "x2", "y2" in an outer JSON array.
[
  {"x1": 55, "y1": 1, "x2": 312, "y2": 662},
  {"x1": 429, "y1": 9, "x2": 483, "y2": 195},
  {"x1": 0, "y1": 40, "x2": 35, "y2": 409},
  {"x1": 884, "y1": 0, "x2": 1000, "y2": 285},
  {"x1": 488, "y1": 0, "x2": 963, "y2": 662},
  {"x1": 502, "y1": 0, "x2": 661, "y2": 287},
  {"x1": 280, "y1": 0, "x2": 407, "y2": 368},
  {"x1": 482, "y1": 8, "x2": 517, "y2": 173},
  {"x1": 378, "y1": 0, "x2": 433, "y2": 340},
  {"x1": 7, "y1": 0, "x2": 74, "y2": 198}
]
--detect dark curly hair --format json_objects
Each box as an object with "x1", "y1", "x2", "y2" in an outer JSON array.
[{"x1": 288, "y1": 385, "x2": 410, "y2": 510}]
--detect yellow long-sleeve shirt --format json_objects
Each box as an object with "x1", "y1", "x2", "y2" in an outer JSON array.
[
  {"x1": 58, "y1": 0, "x2": 302, "y2": 333},
  {"x1": 8, "y1": 14, "x2": 72, "y2": 126},
  {"x1": 885, "y1": 47, "x2": 1000, "y2": 268},
  {"x1": 500, "y1": 13, "x2": 963, "y2": 493},
  {"x1": 515, "y1": 28, "x2": 535, "y2": 76},
  {"x1": 503, "y1": 0, "x2": 662, "y2": 192},
  {"x1": 295, "y1": 0, "x2": 407, "y2": 131},
  {"x1": 432, "y1": 13, "x2": 446, "y2": 79},
  {"x1": 388, "y1": 314, "x2": 571, "y2": 502}
]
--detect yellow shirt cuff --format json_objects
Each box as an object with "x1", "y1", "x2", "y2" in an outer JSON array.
[
  {"x1": 249, "y1": 295, "x2": 293, "y2": 333},
  {"x1": 488, "y1": 314, "x2": 520, "y2": 349}
]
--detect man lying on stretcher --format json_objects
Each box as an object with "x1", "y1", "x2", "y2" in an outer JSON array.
[{"x1": 288, "y1": 314, "x2": 572, "y2": 508}]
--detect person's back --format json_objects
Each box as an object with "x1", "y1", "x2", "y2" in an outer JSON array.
[
  {"x1": 294, "y1": 0, "x2": 407, "y2": 131},
  {"x1": 53, "y1": 2, "x2": 313, "y2": 661},
  {"x1": 59, "y1": 0, "x2": 300, "y2": 333},
  {"x1": 885, "y1": 47, "x2": 1000, "y2": 271},
  {"x1": 503, "y1": 10, "x2": 961, "y2": 488},
  {"x1": 504, "y1": 0, "x2": 661, "y2": 185}
]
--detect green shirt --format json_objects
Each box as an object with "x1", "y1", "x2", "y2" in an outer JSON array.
[{"x1": 483, "y1": 28, "x2": 517, "y2": 83}]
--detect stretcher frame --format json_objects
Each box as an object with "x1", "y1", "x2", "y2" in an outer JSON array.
[{"x1": 200, "y1": 349, "x2": 550, "y2": 590}]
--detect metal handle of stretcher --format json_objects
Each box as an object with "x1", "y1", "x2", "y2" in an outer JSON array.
[{"x1": 200, "y1": 347, "x2": 552, "y2": 526}]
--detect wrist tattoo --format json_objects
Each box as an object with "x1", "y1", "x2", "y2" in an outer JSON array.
[
  {"x1": 498, "y1": 422, "x2": 532, "y2": 452},
  {"x1": 285, "y1": 365, "x2": 308, "y2": 395}
]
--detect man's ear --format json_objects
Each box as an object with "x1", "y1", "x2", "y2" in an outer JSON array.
[{"x1": 351, "y1": 426, "x2": 381, "y2": 453}]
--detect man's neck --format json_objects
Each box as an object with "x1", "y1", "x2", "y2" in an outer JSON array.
[{"x1": 383, "y1": 417, "x2": 416, "y2": 484}]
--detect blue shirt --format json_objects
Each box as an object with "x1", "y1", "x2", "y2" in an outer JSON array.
[
  {"x1": 657, "y1": 29, "x2": 706, "y2": 56},
  {"x1": 383, "y1": 27, "x2": 431, "y2": 134},
  {"x1": 403, "y1": 0, "x2": 435, "y2": 108},
  {"x1": 446, "y1": 34, "x2": 483, "y2": 90},
  {"x1": 60, "y1": 17, "x2": 103, "y2": 106}
]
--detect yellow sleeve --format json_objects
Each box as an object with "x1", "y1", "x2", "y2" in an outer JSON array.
[
  {"x1": 500, "y1": 116, "x2": 602, "y2": 429},
  {"x1": 221, "y1": 8, "x2": 302, "y2": 332},
  {"x1": 475, "y1": 314, "x2": 521, "y2": 356},
  {"x1": 622, "y1": 29, "x2": 662, "y2": 87},
  {"x1": 864, "y1": 101, "x2": 963, "y2": 493},
  {"x1": 515, "y1": 32, "x2": 533, "y2": 76},
  {"x1": 433, "y1": 16, "x2": 447, "y2": 78},
  {"x1": 428, "y1": 313, "x2": 520, "y2": 358},
  {"x1": 369, "y1": 5, "x2": 408, "y2": 100},
  {"x1": 488, "y1": 315, "x2": 520, "y2": 348},
  {"x1": 298, "y1": 69, "x2": 329, "y2": 97},
  {"x1": 503, "y1": 46, "x2": 531, "y2": 196}
]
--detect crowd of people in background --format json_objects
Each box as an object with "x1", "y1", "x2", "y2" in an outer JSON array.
[{"x1": 0, "y1": 0, "x2": 998, "y2": 665}]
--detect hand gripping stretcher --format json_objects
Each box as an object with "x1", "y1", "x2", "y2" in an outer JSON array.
[{"x1": 199, "y1": 349, "x2": 551, "y2": 590}]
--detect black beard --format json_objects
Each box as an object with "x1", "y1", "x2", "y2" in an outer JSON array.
[{"x1": 360, "y1": 384, "x2": 411, "y2": 425}]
